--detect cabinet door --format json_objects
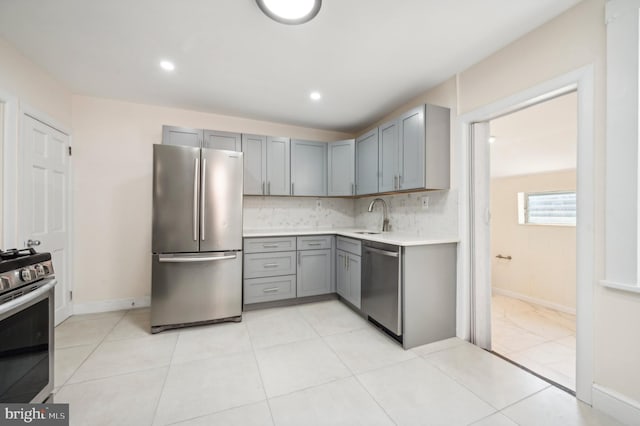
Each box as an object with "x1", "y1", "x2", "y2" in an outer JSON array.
[
  {"x1": 297, "y1": 249, "x2": 332, "y2": 297},
  {"x1": 266, "y1": 136, "x2": 291, "y2": 196},
  {"x1": 291, "y1": 139, "x2": 327, "y2": 196},
  {"x1": 162, "y1": 125, "x2": 202, "y2": 148},
  {"x1": 378, "y1": 119, "x2": 399, "y2": 192},
  {"x1": 242, "y1": 134, "x2": 267, "y2": 195},
  {"x1": 203, "y1": 130, "x2": 241, "y2": 151},
  {"x1": 327, "y1": 139, "x2": 355, "y2": 196},
  {"x1": 336, "y1": 250, "x2": 349, "y2": 299},
  {"x1": 398, "y1": 105, "x2": 425, "y2": 190},
  {"x1": 355, "y1": 128, "x2": 379, "y2": 195},
  {"x1": 347, "y1": 254, "x2": 361, "y2": 308}
]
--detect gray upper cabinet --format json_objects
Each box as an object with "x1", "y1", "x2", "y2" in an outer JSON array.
[
  {"x1": 162, "y1": 125, "x2": 241, "y2": 152},
  {"x1": 242, "y1": 134, "x2": 267, "y2": 195},
  {"x1": 162, "y1": 125, "x2": 202, "y2": 148},
  {"x1": 266, "y1": 136, "x2": 291, "y2": 196},
  {"x1": 291, "y1": 139, "x2": 327, "y2": 196},
  {"x1": 328, "y1": 139, "x2": 355, "y2": 196},
  {"x1": 378, "y1": 120, "x2": 399, "y2": 192},
  {"x1": 424, "y1": 104, "x2": 451, "y2": 190},
  {"x1": 203, "y1": 130, "x2": 241, "y2": 151},
  {"x1": 242, "y1": 135, "x2": 291, "y2": 196},
  {"x1": 398, "y1": 105, "x2": 426, "y2": 190},
  {"x1": 355, "y1": 128, "x2": 379, "y2": 195}
]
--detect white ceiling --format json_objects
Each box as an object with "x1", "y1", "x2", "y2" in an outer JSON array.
[
  {"x1": 490, "y1": 91, "x2": 577, "y2": 178},
  {"x1": 0, "y1": 0, "x2": 580, "y2": 133}
]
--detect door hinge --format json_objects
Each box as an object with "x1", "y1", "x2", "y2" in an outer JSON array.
[
  {"x1": 69, "y1": 290, "x2": 73, "y2": 301},
  {"x1": 68, "y1": 146, "x2": 72, "y2": 156}
]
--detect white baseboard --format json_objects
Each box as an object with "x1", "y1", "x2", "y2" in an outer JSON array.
[
  {"x1": 593, "y1": 384, "x2": 640, "y2": 425},
  {"x1": 491, "y1": 287, "x2": 576, "y2": 315},
  {"x1": 73, "y1": 296, "x2": 150, "y2": 315}
]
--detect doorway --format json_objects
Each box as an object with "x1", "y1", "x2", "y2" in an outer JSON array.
[{"x1": 488, "y1": 92, "x2": 577, "y2": 391}]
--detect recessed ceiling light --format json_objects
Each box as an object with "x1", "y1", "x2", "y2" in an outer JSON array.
[
  {"x1": 310, "y1": 91, "x2": 322, "y2": 101},
  {"x1": 256, "y1": 0, "x2": 321, "y2": 25},
  {"x1": 160, "y1": 60, "x2": 175, "y2": 72},
  {"x1": 488, "y1": 136, "x2": 496, "y2": 144}
]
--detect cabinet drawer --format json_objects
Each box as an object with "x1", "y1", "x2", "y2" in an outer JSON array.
[
  {"x1": 244, "y1": 251, "x2": 296, "y2": 278},
  {"x1": 337, "y1": 237, "x2": 361, "y2": 256},
  {"x1": 297, "y1": 235, "x2": 333, "y2": 250},
  {"x1": 244, "y1": 237, "x2": 296, "y2": 253},
  {"x1": 244, "y1": 275, "x2": 296, "y2": 304}
]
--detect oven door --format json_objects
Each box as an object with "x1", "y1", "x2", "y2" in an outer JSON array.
[{"x1": 0, "y1": 279, "x2": 56, "y2": 403}]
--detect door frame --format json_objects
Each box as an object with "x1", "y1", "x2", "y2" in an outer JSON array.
[
  {"x1": 16, "y1": 103, "x2": 74, "y2": 324},
  {"x1": 456, "y1": 65, "x2": 595, "y2": 404},
  {"x1": 0, "y1": 90, "x2": 19, "y2": 249}
]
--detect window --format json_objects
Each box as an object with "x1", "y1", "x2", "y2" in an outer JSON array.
[{"x1": 517, "y1": 191, "x2": 576, "y2": 226}]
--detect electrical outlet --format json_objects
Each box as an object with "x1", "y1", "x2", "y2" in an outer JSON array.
[{"x1": 421, "y1": 196, "x2": 429, "y2": 210}]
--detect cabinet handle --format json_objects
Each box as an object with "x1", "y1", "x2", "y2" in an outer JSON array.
[
  {"x1": 307, "y1": 242, "x2": 321, "y2": 246},
  {"x1": 291, "y1": 182, "x2": 294, "y2": 195},
  {"x1": 344, "y1": 255, "x2": 347, "y2": 269},
  {"x1": 263, "y1": 287, "x2": 280, "y2": 293},
  {"x1": 262, "y1": 244, "x2": 279, "y2": 248},
  {"x1": 268, "y1": 181, "x2": 271, "y2": 195},
  {"x1": 399, "y1": 174, "x2": 403, "y2": 187},
  {"x1": 394, "y1": 176, "x2": 398, "y2": 190},
  {"x1": 262, "y1": 181, "x2": 265, "y2": 195},
  {"x1": 263, "y1": 263, "x2": 279, "y2": 268},
  {"x1": 351, "y1": 183, "x2": 355, "y2": 195},
  {"x1": 298, "y1": 252, "x2": 301, "y2": 265}
]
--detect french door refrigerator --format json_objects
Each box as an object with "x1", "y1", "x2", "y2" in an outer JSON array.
[{"x1": 151, "y1": 144, "x2": 243, "y2": 333}]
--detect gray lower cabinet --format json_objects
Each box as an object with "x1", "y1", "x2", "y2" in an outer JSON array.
[
  {"x1": 336, "y1": 237, "x2": 361, "y2": 308},
  {"x1": 243, "y1": 237, "x2": 297, "y2": 305},
  {"x1": 296, "y1": 235, "x2": 334, "y2": 297},
  {"x1": 297, "y1": 249, "x2": 332, "y2": 297},
  {"x1": 355, "y1": 128, "x2": 379, "y2": 195},
  {"x1": 291, "y1": 139, "x2": 327, "y2": 196},
  {"x1": 328, "y1": 139, "x2": 355, "y2": 196}
]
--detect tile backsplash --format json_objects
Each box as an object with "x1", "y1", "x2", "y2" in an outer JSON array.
[
  {"x1": 243, "y1": 190, "x2": 458, "y2": 239},
  {"x1": 354, "y1": 190, "x2": 458, "y2": 238},
  {"x1": 243, "y1": 196, "x2": 355, "y2": 230}
]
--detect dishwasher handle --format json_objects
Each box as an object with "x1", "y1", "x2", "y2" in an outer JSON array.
[{"x1": 364, "y1": 246, "x2": 399, "y2": 258}]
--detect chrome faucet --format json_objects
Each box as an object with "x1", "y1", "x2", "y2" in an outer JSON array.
[{"x1": 368, "y1": 198, "x2": 390, "y2": 232}]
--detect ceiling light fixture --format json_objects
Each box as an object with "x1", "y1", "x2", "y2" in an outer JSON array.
[
  {"x1": 160, "y1": 60, "x2": 175, "y2": 72},
  {"x1": 256, "y1": 0, "x2": 321, "y2": 25},
  {"x1": 310, "y1": 91, "x2": 322, "y2": 101}
]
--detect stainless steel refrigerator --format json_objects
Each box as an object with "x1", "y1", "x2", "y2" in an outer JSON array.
[{"x1": 151, "y1": 144, "x2": 243, "y2": 333}]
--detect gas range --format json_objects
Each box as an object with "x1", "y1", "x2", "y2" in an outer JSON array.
[{"x1": 0, "y1": 248, "x2": 54, "y2": 301}]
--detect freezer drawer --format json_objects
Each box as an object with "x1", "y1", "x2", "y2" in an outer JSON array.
[
  {"x1": 151, "y1": 252, "x2": 242, "y2": 331},
  {"x1": 244, "y1": 251, "x2": 297, "y2": 278}
]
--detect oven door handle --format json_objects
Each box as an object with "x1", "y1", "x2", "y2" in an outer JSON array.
[{"x1": 0, "y1": 279, "x2": 57, "y2": 316}]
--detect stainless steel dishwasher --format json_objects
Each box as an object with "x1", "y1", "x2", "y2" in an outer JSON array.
[{"x1": 361, "y1": 240, "x2": 402, "y2": 340}]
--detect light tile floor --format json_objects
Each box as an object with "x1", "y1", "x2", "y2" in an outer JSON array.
[
  {"x1": 491, "y1": 294, "x2": 576, "y2": 391},
  {"x1": 54, "y1": 300, "x2": 618, "y2": 426}
]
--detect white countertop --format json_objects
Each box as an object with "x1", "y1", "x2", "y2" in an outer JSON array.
[{"x1": 243, "y1": 228, "x2": 458, "y2": 247}]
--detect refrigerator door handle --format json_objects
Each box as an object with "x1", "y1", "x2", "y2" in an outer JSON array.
[
  {"x1": 158, "y1": 253, "x2": 238, "y2": 263},
  {"x1": 193, "y1": 157, "x2": 199, "y2": 242},
  {"x1": 201, "y1": 158, "x2": 206, "y2": 241}
]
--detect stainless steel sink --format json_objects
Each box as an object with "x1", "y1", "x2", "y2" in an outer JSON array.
[{"x1": 355, "y1": 231, "x2": 381, "y2": 235}]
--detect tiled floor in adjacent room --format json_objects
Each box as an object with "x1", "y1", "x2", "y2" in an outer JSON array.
[
  {"x1": 491, "y1": 294, "x2": 576, "y2": 391},
  {"x1": 54, "y1": 299, "x2": 617, "y2": 426}
]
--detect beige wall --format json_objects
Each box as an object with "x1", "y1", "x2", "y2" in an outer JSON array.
[
  {"x1": 491, "y1": 171, "x2": 577, "y2": 311},
  {"x1": 0, "y1": 37, "x2": 72, "y2": 127},
  {"x1": 71, "y1": 95, "x2": 351, "y2": 304}
]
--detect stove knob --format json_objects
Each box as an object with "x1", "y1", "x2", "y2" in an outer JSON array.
[
  {"x1": 20, "y1": 268, "x2": 33, "y2": 282},
  {"x1": 34, "y1": 264, "x2": 45, "y2": 277}
]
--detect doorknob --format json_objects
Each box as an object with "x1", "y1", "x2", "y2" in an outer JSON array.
[{"x1": 26, "y1": 239, "x2": 41, "y2": 247}]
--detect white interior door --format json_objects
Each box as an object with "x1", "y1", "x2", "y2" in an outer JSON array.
[
  {"x1": 21, "y1": 114, "x2": 71, "y2": 325},
  {"x1": 470, "y1": 121, "x2": 492, "y2": 349}
]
